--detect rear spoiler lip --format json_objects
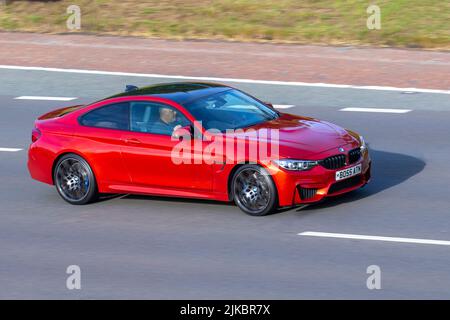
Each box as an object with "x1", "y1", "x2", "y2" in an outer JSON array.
[{"x1": 37, "y1": 105, "x2": 85, "y2": 120}]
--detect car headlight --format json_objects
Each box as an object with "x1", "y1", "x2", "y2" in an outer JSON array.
[
  {"x1": 273, "y1": 159, "x2": 318, "y2": 171},
  {"x1": 360, "y1": 135, "x2": 367, "y2": 152}
]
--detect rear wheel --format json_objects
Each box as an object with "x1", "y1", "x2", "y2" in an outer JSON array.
[
  {"x1": 232, "y1": 165, "x2": 277, "y2": 216},
  {"x1": 54, "y1": 154, "x2": 97, "y2": 205}
]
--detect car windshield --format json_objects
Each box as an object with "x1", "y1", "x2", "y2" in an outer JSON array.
[{"x1": 183, "y1": 89, "x2": 279, "y2": 132}]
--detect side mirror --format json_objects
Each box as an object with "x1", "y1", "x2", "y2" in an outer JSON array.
[
  {"x1": 172, "y1": 125, "x2": 193, "y2": 140},
  {"x1": 264, "y1": 102, "x2": 274, "y2": 108},
  {"x1": 125, "y1": 84, "x2": 138, "y2": 92}
]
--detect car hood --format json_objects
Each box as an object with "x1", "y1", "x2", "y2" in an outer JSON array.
[{"x1": 247, "y1": 113, "x2": 360, "y2": 159}]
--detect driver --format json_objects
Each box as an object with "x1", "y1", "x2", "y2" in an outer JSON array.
[{"x1": 150, "y1": 107, "x2": 182, "y2": 136}]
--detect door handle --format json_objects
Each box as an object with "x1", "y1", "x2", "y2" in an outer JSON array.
[{"x1": 124, "y1": 138, "x2": 142, "y2": 145}]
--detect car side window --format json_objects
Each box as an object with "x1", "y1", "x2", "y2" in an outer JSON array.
[
  {"x1": 130, "y1": 102, "x2": 190, "y2": 136},
  {"x1": 80, "y1": 102, "x2": 130, "y2": 130}
]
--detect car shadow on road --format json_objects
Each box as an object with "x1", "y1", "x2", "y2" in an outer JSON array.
[{"x1": 297, "y1": 149, "x2": 426, "y2": 211}]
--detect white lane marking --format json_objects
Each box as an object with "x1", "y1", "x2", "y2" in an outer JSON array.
[
  {"x1": 299, "y1": 231, "x2": 450, "y2": 246},
  {"x1": 15, "y1": 96, "x2": 77, "y2": 101},
  {"x1": 1, "y1": 65, "x2": 449, "y2": 95},
  {"x1": 340, "y1": 107, "x2": 412, "y2": 114},
  {"x1": 0, "y1": 148, "x2": 22, "y2": 152},
  {"x1": 273, "y1": 104, "x2": 295, "y2": 109}
]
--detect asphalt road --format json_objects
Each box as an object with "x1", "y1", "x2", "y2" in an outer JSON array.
[{"x1": 0, "y1": 68, "x2": 450, "y2": 299}]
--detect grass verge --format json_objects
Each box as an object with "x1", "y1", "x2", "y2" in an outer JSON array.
[{"x1": 0, "y1": 0, "x2": 448, "y2": 49}]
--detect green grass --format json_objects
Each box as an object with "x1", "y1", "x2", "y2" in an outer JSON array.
[{"x1": 0, "y1": 0, "x2": 448, "y2": 49}]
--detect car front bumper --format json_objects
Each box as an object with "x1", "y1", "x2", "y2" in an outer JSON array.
[{"x1": 269, "y1": 150, "x2": 372, "y2": 207}]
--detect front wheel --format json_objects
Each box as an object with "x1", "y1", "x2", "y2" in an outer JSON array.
[
  {"x1": 54, "y1": 154, "x2": 97, "y2": 205},
  {"x1": 232, "y1": 165, "x2": 278, "y2": 216}
]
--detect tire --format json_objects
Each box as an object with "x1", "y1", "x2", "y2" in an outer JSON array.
[
  {"x1": 231, "y1": 164, "x2": 278, "y2": 216},
  {"x1": 54, "y1": 154, "x2": 98, "y2": 205}
]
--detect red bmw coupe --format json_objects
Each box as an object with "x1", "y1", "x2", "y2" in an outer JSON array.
[{"x1": 28, "y1": 82, "x2": 371, "y2": 216}]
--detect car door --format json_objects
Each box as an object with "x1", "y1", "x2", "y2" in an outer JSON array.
[
  {"x1": 76, "y1": 101, "x2": 131, "y2": 186},
  {"x1": 120, "y1": 101, "x2": 212, "y2": 191}
]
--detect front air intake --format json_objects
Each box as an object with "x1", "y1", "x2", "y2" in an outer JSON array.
[
  {"x1": 348, "y1": 148, "x2": 362, "y2": 164},
  {"x1": 299, "y1": 187, "x2": 318, "y2": 200},
  {"x1": 328, "y1": 175, "x2": 362, "y2": 194}
]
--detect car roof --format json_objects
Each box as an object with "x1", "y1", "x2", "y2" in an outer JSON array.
[{"x1": 106, "y1": 82, "x2": 232, "y2": 105}]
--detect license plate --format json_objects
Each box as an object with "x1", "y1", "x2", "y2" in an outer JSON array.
[{"x1": 335, "y1": 164, "x2": 362, "y2": 181}]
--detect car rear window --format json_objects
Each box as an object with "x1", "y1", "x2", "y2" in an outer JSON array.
[{"x1": 80, "y1": 102, "x2": 130, "y2": 130}]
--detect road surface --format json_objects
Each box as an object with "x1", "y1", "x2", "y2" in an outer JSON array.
[{"x1": 0, "y1": 34, "x2": 449, "y2": 298}]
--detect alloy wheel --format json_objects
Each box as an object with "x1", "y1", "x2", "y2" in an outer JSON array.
[
  {"x1": 233, "y1": 168, "x2": 272, "y2": 214},
  {"x1": 56, "y1": 157, "x2": 91, "y2": 202}
]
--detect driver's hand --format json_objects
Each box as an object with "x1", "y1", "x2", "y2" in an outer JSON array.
[{"x1": 171, "y1": 125, "x2": 182, "y2": 138}]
